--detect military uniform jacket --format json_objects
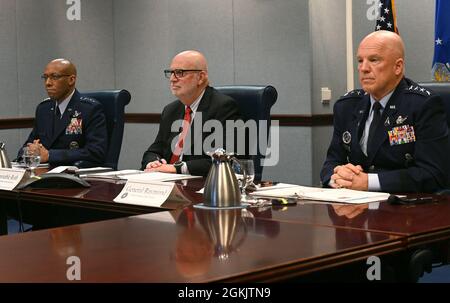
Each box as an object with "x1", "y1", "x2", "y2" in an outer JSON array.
[
  {"x1": 141, "y1": 86, "x2": 242, "y2": 176},
  {"x1": 320, "y1": 78, "x2": 449, "y2": 193},
  {"x1": 23, "y1": 89, "x2": 108, "y2": 166}
]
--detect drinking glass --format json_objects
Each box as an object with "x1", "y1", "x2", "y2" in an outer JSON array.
[
  {"x1": 232, "y1": 159, "x2": 256, "y2": 203},
  {"x1": 22, "y1": 146, "x2": 41, "y2": 177}
]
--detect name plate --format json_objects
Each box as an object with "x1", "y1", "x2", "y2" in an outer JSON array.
[
  {"x1": 0, "y1": 168, "x2": 27, "y2": 191},
  {"x1": 114, "y1": 180, "x2": 177, "y2": 207}
]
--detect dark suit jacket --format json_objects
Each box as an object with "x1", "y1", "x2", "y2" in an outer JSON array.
[
  {"x1": 141, "y1": 86, "x2": 242, "y2": 176},
  {"x1": 321, "y1": 78, "x2": 449, "y2": 193},
  {"x1": 21, "y1": 89, "x2": 108, "y2": 166}
]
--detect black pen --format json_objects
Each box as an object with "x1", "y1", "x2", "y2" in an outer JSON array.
[
  {"x1": 410, "y1": 197, "x2": 433, "y2": 204},
  {"x1": 156, "y1": 156, "x2": 164, "y2": 164}
]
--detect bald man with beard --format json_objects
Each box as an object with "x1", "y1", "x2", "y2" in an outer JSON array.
[
  {"x1": 321, "y1": 31, "x2": 449, "y2": 193},
  {"x1": 141, "y1": 50, "x2": 242, "y2": 176},
  {"x1": 19, "y1": 58, "x2": 107, "y2": 167}
]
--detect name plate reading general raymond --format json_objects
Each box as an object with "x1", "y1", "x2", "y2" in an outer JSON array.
[
  {"x1": 113, "y1": 180, "x2": 191, "y2": 208},
  {"x1": 0, "y1": 168, "x2": 27, "y2": 191}
]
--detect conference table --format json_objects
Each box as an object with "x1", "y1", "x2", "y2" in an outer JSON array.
[{"x1": 0, "y1": 173, "x2": 449, "y2": 282}]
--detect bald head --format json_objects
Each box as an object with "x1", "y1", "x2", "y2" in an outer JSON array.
[
  {"x1": 360, "y1": 30, "x2": 405, "y2": 60},
  {"x1": 168, "y1": 50, "x2": 210, "y2": 105},
  {"x1": 172, "y1": 50, "x2": 208, "y2": 72},
  {"x1": 43, "y1": 58, "x2": 77, "y2": 102},
  {"x1": 357, "y1": 31, "x2": 405, "y2": 100},
  {"x1": 47, "y1": 58, "x2": 77, "y2": 77}
]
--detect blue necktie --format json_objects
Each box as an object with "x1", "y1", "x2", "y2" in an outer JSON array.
[{"x1": 367, "y1": 102, "x2": 382, "y2": 154}]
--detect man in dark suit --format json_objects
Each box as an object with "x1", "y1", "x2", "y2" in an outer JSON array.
[
  {"x1": 321, "y1": 31, "x2": 448, "y2": 193},
  {"x1": 20, "y1": 58, "x2": 107, "y2": 166},
  {"x1": 141, "y1": 50, "x2": 242, "y2": 176}
]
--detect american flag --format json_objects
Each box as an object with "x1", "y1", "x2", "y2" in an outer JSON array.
[{"x1": 375, "y1": 0, "x2": 399, "y2": 34}]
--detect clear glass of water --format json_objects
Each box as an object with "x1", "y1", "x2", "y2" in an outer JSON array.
[
  {"x1": 22, "y1": 146, "x2": 41, "y2": 177},
  {"x1": 232, "y1": 159, "x2": 256, "y2": 203}
]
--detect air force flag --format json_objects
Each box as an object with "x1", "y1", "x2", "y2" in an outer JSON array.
[{"x1": 432, "y1": 0, "x2": 450, "y2": 82}]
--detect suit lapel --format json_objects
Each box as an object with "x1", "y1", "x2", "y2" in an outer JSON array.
[
  {"x1": 187, "y1": 87, "x2": 212, "y2": 153},
  {"x1": 351, "y1": 96, "x2": 371, "y2": 159},
  {"x1": 166, "y1": 101, "x2": 186, "y2": 159},
  {"x1": 39, "y1": 102, "x2": 57, "y2": 146}
]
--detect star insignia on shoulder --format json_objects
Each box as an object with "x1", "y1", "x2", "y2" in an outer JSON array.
[
  {"x1": 342, "y1": 89, "x2": 366, "y2": 99},
  {"x1": 39, "y1": 97, "x2": 52, "y2": 105},
  {"x1": 80, "y1": 96, "x2": 100, "y2": 105},
  {"x1": 406, "y1": 85, "x2": 431, "y2": 96}
]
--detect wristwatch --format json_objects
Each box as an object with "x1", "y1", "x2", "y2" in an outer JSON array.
[{"x1": 173, "y1": 161, "x2": 184, "y2": 174}]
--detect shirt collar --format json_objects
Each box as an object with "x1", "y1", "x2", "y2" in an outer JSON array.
[
  {"x1": 186, "y1": 88, "x2": 205, "y2": 113},
  {"x1": 56, "y1": 89, "x2": 75, "y2": 116},
  {"x1": 369, "y1": 90, "x2": 393, "y2": 110}
]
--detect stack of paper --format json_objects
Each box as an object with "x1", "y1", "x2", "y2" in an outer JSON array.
[
  {"x1": 250, "y1": 183, "x2": 390, "y2": 204},
  {"x1": 84, "y1": 170, "x2": 201, "y2": 182}
]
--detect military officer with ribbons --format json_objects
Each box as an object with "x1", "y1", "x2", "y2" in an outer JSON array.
[
  {"x1": 321, "y1": 31, "x2": 449, "y2": 193},
  {"x1": 19, "y1": 58, "x2": 107, "y2": 167}
]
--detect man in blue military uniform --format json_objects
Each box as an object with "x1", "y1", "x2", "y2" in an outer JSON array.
[
  {"x1": 19, "y1": 58, "x2": 107, "y2": 167},
  {"x1": 321, "y1": 31, "x2": 449, "y2": 193}
]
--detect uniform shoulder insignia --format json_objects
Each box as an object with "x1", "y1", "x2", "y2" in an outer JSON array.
[
  {"x1": 405, "y1": 84, "x2": 432, "y2": 97},
  {"x1": 39, "y1": 97, "x2": 52, "y2": 105},
  {"x1": 339, "y1": 89, "x2": 366, "y2": 100},
  {"x1": 80, "y1": 96, "x2": 100, "y2": 105}
]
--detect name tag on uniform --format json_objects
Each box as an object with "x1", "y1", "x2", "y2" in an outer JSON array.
[{"x1": 388, "y1": 125, "x2": 416, "y2": 146}]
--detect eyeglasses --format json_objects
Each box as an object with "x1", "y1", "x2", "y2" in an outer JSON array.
[
  {"x1": 163, "y1": 69, "x2": 203, "y2": 79},
  {"x1": 41, "y1": 74, "x2": 71, "y2": 81}
]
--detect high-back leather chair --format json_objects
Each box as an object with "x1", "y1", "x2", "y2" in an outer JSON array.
[
  {"x1": 418, "y1": 82, "x2": 450, "y2": 127},
  {"x1": 76, "y1": 89, "x2": 131, "y2": 170},
  {"x1": 215, "y1": 85, "x2": 278, "y2": 181},
  {"x1": 419, "y1": 82, "x2": 450, "y2": 190}
]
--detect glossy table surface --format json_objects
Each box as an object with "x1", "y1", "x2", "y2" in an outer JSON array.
[
  {"x1": 256, "y1": 196, "x2": 450, "y2": 245},
  {"x1": 16, "y1": 178, "x2": 205, "y2": 213},
  {"x1": 1, "y1": 177, "x2": 450, "y2": 282},
  {"x1": 0, "y1": 206, "x2": 403, "y2": 282}
]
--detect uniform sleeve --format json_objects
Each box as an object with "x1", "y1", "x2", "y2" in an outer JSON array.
[{"x1": 320, "y1": 101, "x2": 352, "y2": 186}]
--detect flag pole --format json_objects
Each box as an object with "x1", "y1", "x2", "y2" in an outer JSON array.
[{"x1": 346, "y1": 0, "x2": 354, "y2": 91}]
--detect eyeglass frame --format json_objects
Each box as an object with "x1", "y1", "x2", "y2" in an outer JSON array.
[
  {"x1": 163, "y1": 69, "x2": 204, "y2": 79},
  {"x1": 41, "y1": 74, "x2": 72, "y2": 81}
]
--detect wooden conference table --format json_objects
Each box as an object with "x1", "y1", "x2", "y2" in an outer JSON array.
[{"x1": 0, "y1": 174, "x2": 449, "y2": 282}]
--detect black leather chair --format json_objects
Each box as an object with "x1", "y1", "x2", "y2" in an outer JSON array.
[
  {"x1": 418, "y1": 82, "x2": 450, "y2": 127},
  {"x1": 418, "y1": 82, "x2": 450, "y2": 190},
  {"x1": 215, "y1": 85, "x2": 278, "y2": 181},
  {"x1": 75, "y1": 89, "x2": 131, "y2": 170}
]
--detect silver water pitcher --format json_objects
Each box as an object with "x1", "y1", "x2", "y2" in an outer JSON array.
[
  {"x1": 203, "y1": 149, "x2": 244, "y2": 207},
  {"x1": 0, "y1": 142, "x2": 12, "y2": 168},
  {"x1": 201, "y1": 208, "x2": 247, "y2": 260}
]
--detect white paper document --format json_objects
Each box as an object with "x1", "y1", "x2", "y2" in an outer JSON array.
[
  {"x1": 84, "y1": 170, "x2": 201, "y2": 182},
  {"x1": 47, "y1": 166, "x2": 79, "y2": 174},
  {"x1": 0, "y1": 168, "x2": 27, "y2": 190},
  {"x1": 250, "y1": 184, "x2": 390, "y2": 204},
  {"x1": 82, "y1": 169, "x2": 143, "y2": 180},
  {"x1": 124, "y1": 171, "x2": 201, "y2": 182}
]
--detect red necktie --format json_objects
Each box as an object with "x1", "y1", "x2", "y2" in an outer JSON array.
[
  {"x1": 170, "y1": 106, "x2": 192, "y2": 164},
  {"x1": 184, "y1": 207, "x2": 195, "y2": 229}
]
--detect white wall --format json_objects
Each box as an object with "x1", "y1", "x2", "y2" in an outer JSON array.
[{"x1": 0, "y1": 0, "x2": 439, "y2": 185}]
